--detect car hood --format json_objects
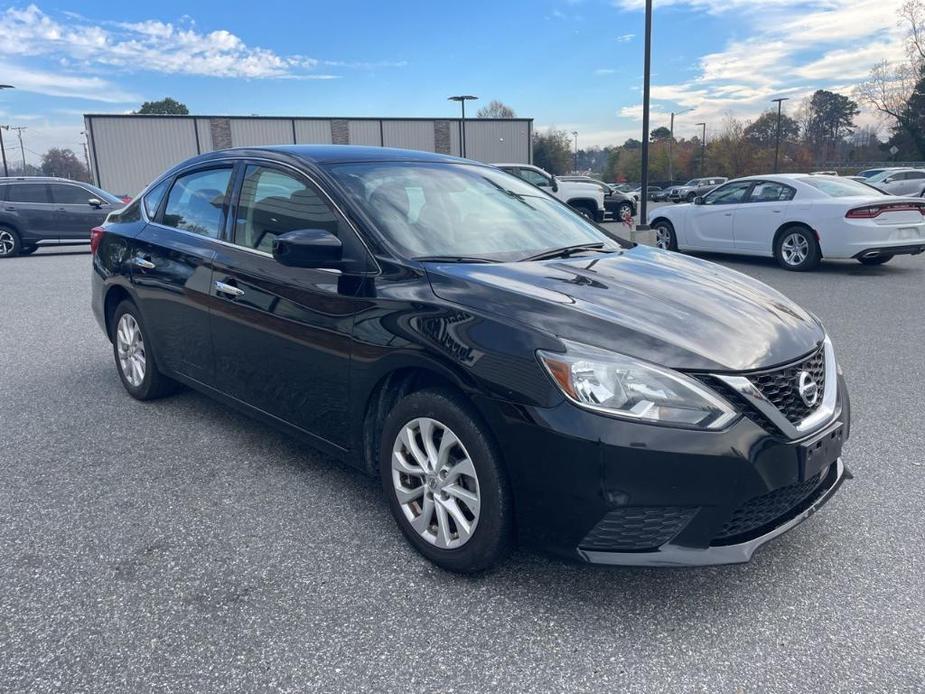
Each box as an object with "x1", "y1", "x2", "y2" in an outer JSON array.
[{"x1": 425, "y1": 245, "x2": 824, "y2": 372}]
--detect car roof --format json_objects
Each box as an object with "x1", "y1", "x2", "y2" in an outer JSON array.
[
  {"x1": 0, "y1": 176, "x2": 96, "y2": 184},
  {"x1": 188, "y1": 145, "x2": 474, "y2": 167}
]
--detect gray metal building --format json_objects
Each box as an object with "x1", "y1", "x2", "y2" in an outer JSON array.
[{"x1": 83, "y1": 114, "x2": 533, "y2": 195}]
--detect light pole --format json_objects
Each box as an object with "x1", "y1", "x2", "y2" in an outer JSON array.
[
  {"x1": 771, "y1": 97, "x2": 789, "y2": 173},
  {"x1": 571, "y1": 130, "x2": 578, "y2": 172},
  {"x1": 0, "y1": 84, "x2": 12, "y2": 177},
  {"x1": 668, "y1": 108, "x2": 692, "y2": 185},
  {"x1": 448, "y1": 95, "x2": 478, "y2": 158},
  {"x1": 695, "y1": 121, "x2": 706, "y2": 177},
  {"x1": 637, "y1": 0, "x2": 653, "y2": 233}
]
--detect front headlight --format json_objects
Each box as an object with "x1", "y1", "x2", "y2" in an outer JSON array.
[{"x1": 538, "y1": 341, "x2": 738, "y2": 430}]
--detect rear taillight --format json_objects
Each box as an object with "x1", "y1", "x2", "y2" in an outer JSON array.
[
  {"x1": 846, "y1": 203, "x2": 925, "y2": 218},
  {"x1": 90, "y1": 226, "x2": 105, "y2": 255}
]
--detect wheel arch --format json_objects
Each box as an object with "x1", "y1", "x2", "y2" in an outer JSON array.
[
  {"x1": 773, "y1": 222, "x2": 821, "y2": 257},
  {"x1": 103, "y1": 284, "x2": 134, "y2": 342},
  {"x1": 361, "y1": 364, "x2": 475, "y2": 476}
]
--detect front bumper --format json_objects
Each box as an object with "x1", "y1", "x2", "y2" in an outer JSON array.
[
  {"x1": 474, "y1": 372, "x2": 850, "y2": 566},
  {"x1": 580, "y1": 457, "x2": 848, "y2": 566}
]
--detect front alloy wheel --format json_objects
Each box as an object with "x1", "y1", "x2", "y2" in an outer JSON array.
[
  {"x1": 654, "y1": 221, "x2": 677, "y2": 251},
  {"x1": 380, "y1": 388, "x2": 513, "y2": 573},
  {"x1": 391, "y1": 417, "x2": 481, "y2": 549}
]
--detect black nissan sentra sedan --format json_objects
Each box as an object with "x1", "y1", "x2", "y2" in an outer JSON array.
[{"x1": 91, "y1": 146, "x2": 850, "y2": 572}]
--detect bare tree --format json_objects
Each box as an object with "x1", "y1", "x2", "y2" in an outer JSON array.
[
  {"x1": 476, "y1": 100, "x2": 517, "y2": 118},
  {"x1": 857, "y1": 0, "x2": 925, "y2": 156}
]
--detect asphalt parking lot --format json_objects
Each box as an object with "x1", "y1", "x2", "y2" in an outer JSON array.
[{"x1": 1, "y1": 240, "x2": 923, "y2": 693}]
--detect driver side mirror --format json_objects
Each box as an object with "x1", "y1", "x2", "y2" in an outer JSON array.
[
  {"x1": 273, "y1": 229, "x2": 343, "y2": 269},
  {"x1": 693, "y1": 196, "x2": 705, "y2": 205},
  {"x1": 883, "y1": 177, "x2": 895, "y2": 184},
  {"x1": 549, "y1": 177, "x2": 559, "y2": 193},
  {"x1": 88, "y1": 197, "x2": 103, "y2": 208}
]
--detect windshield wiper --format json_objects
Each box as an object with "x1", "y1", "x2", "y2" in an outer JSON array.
[
  {"x1": 414, "y1": 255, "x2": 501, "y2": 264},
  {"x1": 518, "y1": 242, "x2": 607, "y2": 262}
]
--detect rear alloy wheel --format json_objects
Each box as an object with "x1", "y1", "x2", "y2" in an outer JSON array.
[
  {"x1": 380, "y1": 388, "x2": 513, "y2": 573},
  {"x1": 111, "y1": 300, "x2": 177, "y2": 400},
  {"x1": 653, "y1": 220, "x2": 678, "y2": 251},
  {"x1": 0, "y1": 227, "x2": 21, "y2": 258},
  {"x1": 858, "y1": 255, "x2": 893, "y2": 266},
  {"x1": 775, "y1": 228, "x2": 820, "y2": 271}
]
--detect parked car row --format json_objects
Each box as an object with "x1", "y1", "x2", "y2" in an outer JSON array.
[{"x1": 496, "y1": 166, "x2": 636, "y2": 222}]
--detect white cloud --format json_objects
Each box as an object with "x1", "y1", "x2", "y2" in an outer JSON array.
[
  {"x1": 595, "y1": 68, "x2": 618, "y2": 75},
  {"x1": 611, "y1": 0, "x2": 908, "y2": 137},
  {"x1": 615, "y1": 33, "x2": 635, "y2": 42},
  {"x1": 0, "y1": 60, "x2": 140, "y2": 102},
  {"x1": 0, "y1": 5, "x2": 404, "y2": 81}
]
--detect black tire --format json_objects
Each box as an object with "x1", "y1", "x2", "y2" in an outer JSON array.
[
  {"x1": 571, "y1": 202, "x2": 595, "y2": 220},
  {"x1": 686, "y1": 192, "x2": 697, "y2": 202},
  {"x1": 19, "y1": 244, "x2": 38, "y2": 256},
  {"x1": 616, "y1": 201, "x2": 634, "y2": 222},
  {"x1": 0, "y1": 226, "x2": 22, "y2": 258},
  {"x1": 858, "y1": 255, "x2": 893, "y2": 266},
  {"x1": 110, "y1": 300, "x2": 178, "y2": 401},
  {"x1": 774, "y1": 227, "x2": 821, "y2": 271},
  {"x1": 652, "y1": 219, "x2": 678, "y2": 251},
  {"x1": 379, "y1": 387, "x2": 514, "y2": 573}
]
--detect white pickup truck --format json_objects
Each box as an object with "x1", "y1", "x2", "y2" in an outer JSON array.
[{"x1": 494, "y1": 163, "x2": 607, "y2": 222}]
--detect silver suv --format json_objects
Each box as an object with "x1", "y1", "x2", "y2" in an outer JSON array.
[
  {"x1": 670, "y1": 177, "x2": 727, "y2": 203},
  {"x1": 0, "y1": 177, "x2": 123, "y2": 257}
]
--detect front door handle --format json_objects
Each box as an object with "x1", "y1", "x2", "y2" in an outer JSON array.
[
  {"x1": 131, "y1": 256, "x2": 155, "y2": 270},
  {"x1": 214, "y1": 280, "x2": 245, "y2": 298}
]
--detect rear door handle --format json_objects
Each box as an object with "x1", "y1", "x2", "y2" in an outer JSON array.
[
  {"x1": 214, "y1": 280, "x2": 245, "y2": 298},
  {"x1": 3, "y1": 206, "x2": 15, "y2": 211},
  {"x1": 131, "y1": 257, "x2": 155, "y2": 269}
]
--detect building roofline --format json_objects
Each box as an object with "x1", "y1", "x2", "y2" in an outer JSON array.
[{"x1": 83, "y1": 114, "x2": 534, "y2": 123}]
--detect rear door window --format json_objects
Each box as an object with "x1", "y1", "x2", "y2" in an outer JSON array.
[
  {"x1": 748, "y1": 181, "x2": 796, "y2": 202},
  {"x1": 161, "y1": 167, "x2": 233, "y2": 238},
  {"x1": 7, "y1": 183, "x2": 51, "y2": 203}
]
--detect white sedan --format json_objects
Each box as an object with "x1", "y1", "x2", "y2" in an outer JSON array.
[{"x1": 647, "y1": 174, "x2": 925, "y2": 270}]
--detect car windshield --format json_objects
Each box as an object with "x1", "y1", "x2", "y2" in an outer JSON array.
[
  {"x1": 684, "y1": 179, "x2": 699, "y2": 186},
  {"x1": 800, "y1": 176, "x2": 886, "y2": 197},
  {"x1": 327, "y1": 162, "x2": 621, "y2": 261}
]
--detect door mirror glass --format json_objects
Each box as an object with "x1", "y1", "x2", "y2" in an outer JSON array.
[
  {"x1": 693, "y1": 196, "x2": 704, "y2": 205},
  {"x1": 273, "y1": 229, "x2": 343, "y2": 268},
  {"x1": 88, "y1": 197, "x2": 102, "y2": 207}
]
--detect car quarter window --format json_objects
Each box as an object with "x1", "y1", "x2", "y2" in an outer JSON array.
[
  {"x1": 232, "y1": 165, "x2": 340, "y2": 253},
  {"x1": 747, "y1": 181, "x2": 796, "y2": 203},
  {"x1": 161, "y1": 167, "x2": 233, "y2": 238},
  {"x1": 49, "y1": 183, "x2": 94, "y2": 205},
  {"x1": 6, "y1": 183, "x2": 51, "y2": 204},
  {"x1": 143, "y1": 179, "x2": 170, "y2": 219},
  {"x1": 905, "y1": 171, "x2": 925, "y2": 179},
  {"x1": 703, "y1": 181, "x2": 752, "y2": 205}
]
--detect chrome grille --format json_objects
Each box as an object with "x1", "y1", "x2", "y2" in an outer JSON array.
[{"x1": 748, "y1": 347, "x2": 825, "y2": 425}]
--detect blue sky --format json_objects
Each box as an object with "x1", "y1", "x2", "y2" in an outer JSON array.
[{"x1": 0, "y1": 0, "x2": 906, "y2": 165}]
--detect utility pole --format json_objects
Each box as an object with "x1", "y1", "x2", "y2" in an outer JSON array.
[
  {"x1": 448, "y1": 95, "x2": 478, "y2": 158},
  {"x1": 9, "y1": 126, "x2": 27, "y2": 172},
  {"x1": 80, "y1": 130, "x2": 92, "y2": 176},
  {"x1": 771, "y1": 97, "x2": 789, "y2": 173},
  {"x1": 695, "y1": 122, "x2": 706, "y2": 177},
  {"x1": 571, "y1": 130, "x2": 578, "y2": 172},
  {"x1": 0, "y1": 85, "x2": 13, "y2": 177},
  {"x1": 668, "y1": 108, "x2": 692, "y2": 185},
  {"x1": 636, "y1": 0, "x2": 653, "y2": 234},
  {"x1": 0, "y1": 126, "x2": 8, "y2": 178}
]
